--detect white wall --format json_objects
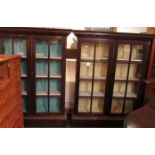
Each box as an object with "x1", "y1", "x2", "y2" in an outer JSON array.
[{"x1": 116, "y1": 27, "x2": 147, "y2": 33}]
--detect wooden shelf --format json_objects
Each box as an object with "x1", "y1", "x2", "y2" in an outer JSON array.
[
  {"x1": 79, "y1": 92, "x2": 91, "y2": 97},
  {"x1": 80, "y1": 76, "x2": 92, "y2": 80},
  {"x1": 94, "y1": 77, "x2": 106, "y2": 80},
  {"x1": 36, "y1": 92, "x2": 48, "y2": 96},
  {"x1": 36, "y1": 74, "x2": 62, "y2": 78},
  {"x1": 36, "y1": 56, "x2": 48, "y2": 59},
  {"x1": 95, "y1": 58, "x2": 108, "y2": 62},
  {"x1": 131, "y1": 59, "x2": 143, "y2": 63},
  {"x1": 115, "y1": 77, "x2": 140, "y2": 82},
  {"x1": 21, "y1": 56, "x2": 27, "y2": 59},
  {"x1": 14, "y1": 53, "x2": 26, "y2": 58},
  {"x1": 113, "y1": 93, "x2": 138, "y2": 99},
  {"x1": 22, "y1": 91, "x2": 28, "y2": 96},
  {"x1": 116, "y1": 59, "x2": 143, "y2": 64},
  {"x1": 21, "y1": 74, "x2": 27, "y2": 78},
  {"x1": 80, "y1": 58, "x2": 94, "y2": 62},
  {"x1": 80, "y1": 76, "x2": 106, "y2": 80},
  {"x1": 93, "y1": 92, "x2": 105, "y2": 97},
  {"x1": 49, "y1": 75, "x2": 62, "y2": 79},
  {"x1": 49, "y1": 92, "x2": 61, "y2": 96},
  {"x1": 35, "y1": 92, "x2": 61, "y2": 97},
  {"x1": 36, "y1": 75, "x2": 48, "y2": 78},
  {"x1": 50, "y1": 57, "x2": 62, "y2": 60}
]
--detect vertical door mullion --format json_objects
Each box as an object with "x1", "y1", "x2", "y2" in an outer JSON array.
[
  {"x1": 31, "y1": 38, "x2": 36, "y2": 114},
  {"x1": 12, "y1": 39, "x2": 14, "y2": 55},
  {"x1": 75, "y1": 40, "x2": 81, "y2": 114},
  {"x1": 122, "y1": 44, "x2": 132, "y2": 114},
  {"x1": 27, "y1": 37, "x2": 34, "y2": 114},
  {"x1": 48, "y1": 40, "x2": 50, "y2": 113},
  {"x1": 104, "y1": 41, "x2": 117, "y2": 115},
  {"x1": 90, "y1": 43, "x2": 96, "y2": 113},
  {"x1": 61, "y1": 39, "x2": 66, "y2": 113}
]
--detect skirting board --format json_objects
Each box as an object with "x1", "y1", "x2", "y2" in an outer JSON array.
[
  {"x1": 24, "y1": 114, "x2": 67, "y2": 128},
  {"x1": 71, "y1": 115, "x2": 124, "y2": 128}
]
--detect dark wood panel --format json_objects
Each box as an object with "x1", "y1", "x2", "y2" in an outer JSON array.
[
  {"x1": 24, "y1": 114, "x2": 66, "y2": 127},
  {"x1": 71, "y1": 115, "x2": 124, "y2": 128}
]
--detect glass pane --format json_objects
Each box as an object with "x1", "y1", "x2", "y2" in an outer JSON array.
[
  {"x1": 14, "y1": 39, "x2": 26, "y2": 56},
  {"x1": 49, "y1": 97, "x2": 60, "y2": 112},
  {"x1": 111, "y1": 99, "x2": 123, "y2": 114},
  {"x1": 21, "y1": 79, "x2": 27, "y2": 94},
  {"x1": 22, "y1": 96, "x2": 28, "y2": 113},
  {"x1": 92, "y1": 98, "x2": 104, "y2": 113},
  {"x1": 50, "y1": 40, "x2": 63, "y2": 57},
  {"x1": 117, "y1": 44, "x2": 130, "y2": 60},
  {"x1": 79, "y1": 80, "x2": 92, "y2": 96},
  {"x1": 93, "y1": 81, "x2": 105, "y2": 96},
  {"x1": 36, "y1": 60, "x2": 48, "y2": 76},
  {"x1": 3, "y1": 39, "x2": 12, "y2": 54},
  {"x1": 78, "y1": 98, "x2": 91, "y2": 113},
  {"x1": 36, "y1": 40, "x2": 48, "y2": 58},
  {"x1": 95, "y1": 42, "x2": 109, "y2": 59},
  {"x1": 81, "y1": 43, "x2": 94, "y2": 59},
  {"x1": 21, "y1": 60, "x2": 27, "y2": 75},
  {"x1": 50, "y1": 60, "x2": 62, "y2": 76},
  {"x1": 129, "y1": 64, "x2": 141, "y2": 79},
  {"x1": 80, "y1": 62, "x2": 93, "y2": 78},
  {"x1": 115, "y1": 64, "x2": 128, "y2": 79},
  {"x1": 113, "y1": 82, "x2": 126, "y2": 97},
  {"x1": 131, "y1": 45, "x2": 144, "y2": 60},
  {"x1": 36, "y1": 97, "x2": 48, "y2": 113},
  {"x1": 124, "y1": 100, "x2": 134, "y2": 114},
  {"x1": 94, "y1": 62, "x2": 107, "y2": 78},
  {"x1": 36, "y1": 79, "x2": 48, "y2": 95},
  {"x1": 50, "y1": 79, "x2": 61, "y2": 94},
  {"x1": 126, "y1": 82, "x2": 138, "y2": 98}
]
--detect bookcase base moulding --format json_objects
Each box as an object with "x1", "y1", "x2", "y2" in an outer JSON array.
[
  {"x1": 24, "y1": 114, "x2": 66, "y2": 127},
  {"x1": 71, "y1": 115, "x2": 124, "y2": 127}
]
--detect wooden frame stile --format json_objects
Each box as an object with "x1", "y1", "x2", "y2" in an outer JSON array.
[
  {"x1": 104, "y1": 40, "x2": 117, "y2": 115},
  {"x1": 137, "y1": 41, "x2": 152, "y2": 107},
  {"x1": 145, "y1": 39, "x2": 155, "y2": 100},
  {"x1": 74, "y1": 38, "x2": 81, "y2": 115},
  {"x1": 29, "y1": 36, "x2": 36, "y2": 114}
]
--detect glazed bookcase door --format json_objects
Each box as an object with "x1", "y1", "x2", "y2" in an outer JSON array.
[
  {"x1": 34, "y1": 38, "x2": 65, "y2": 114},
  {"x1": 77, "y1": 40, "x2": 111, "y2": 114},
  {"x1": 111, "y1": 42, "x2": 148, "y2": 115},
  {"x1": 0, "y1": 37, "x2": 29, "y2": 113}
]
